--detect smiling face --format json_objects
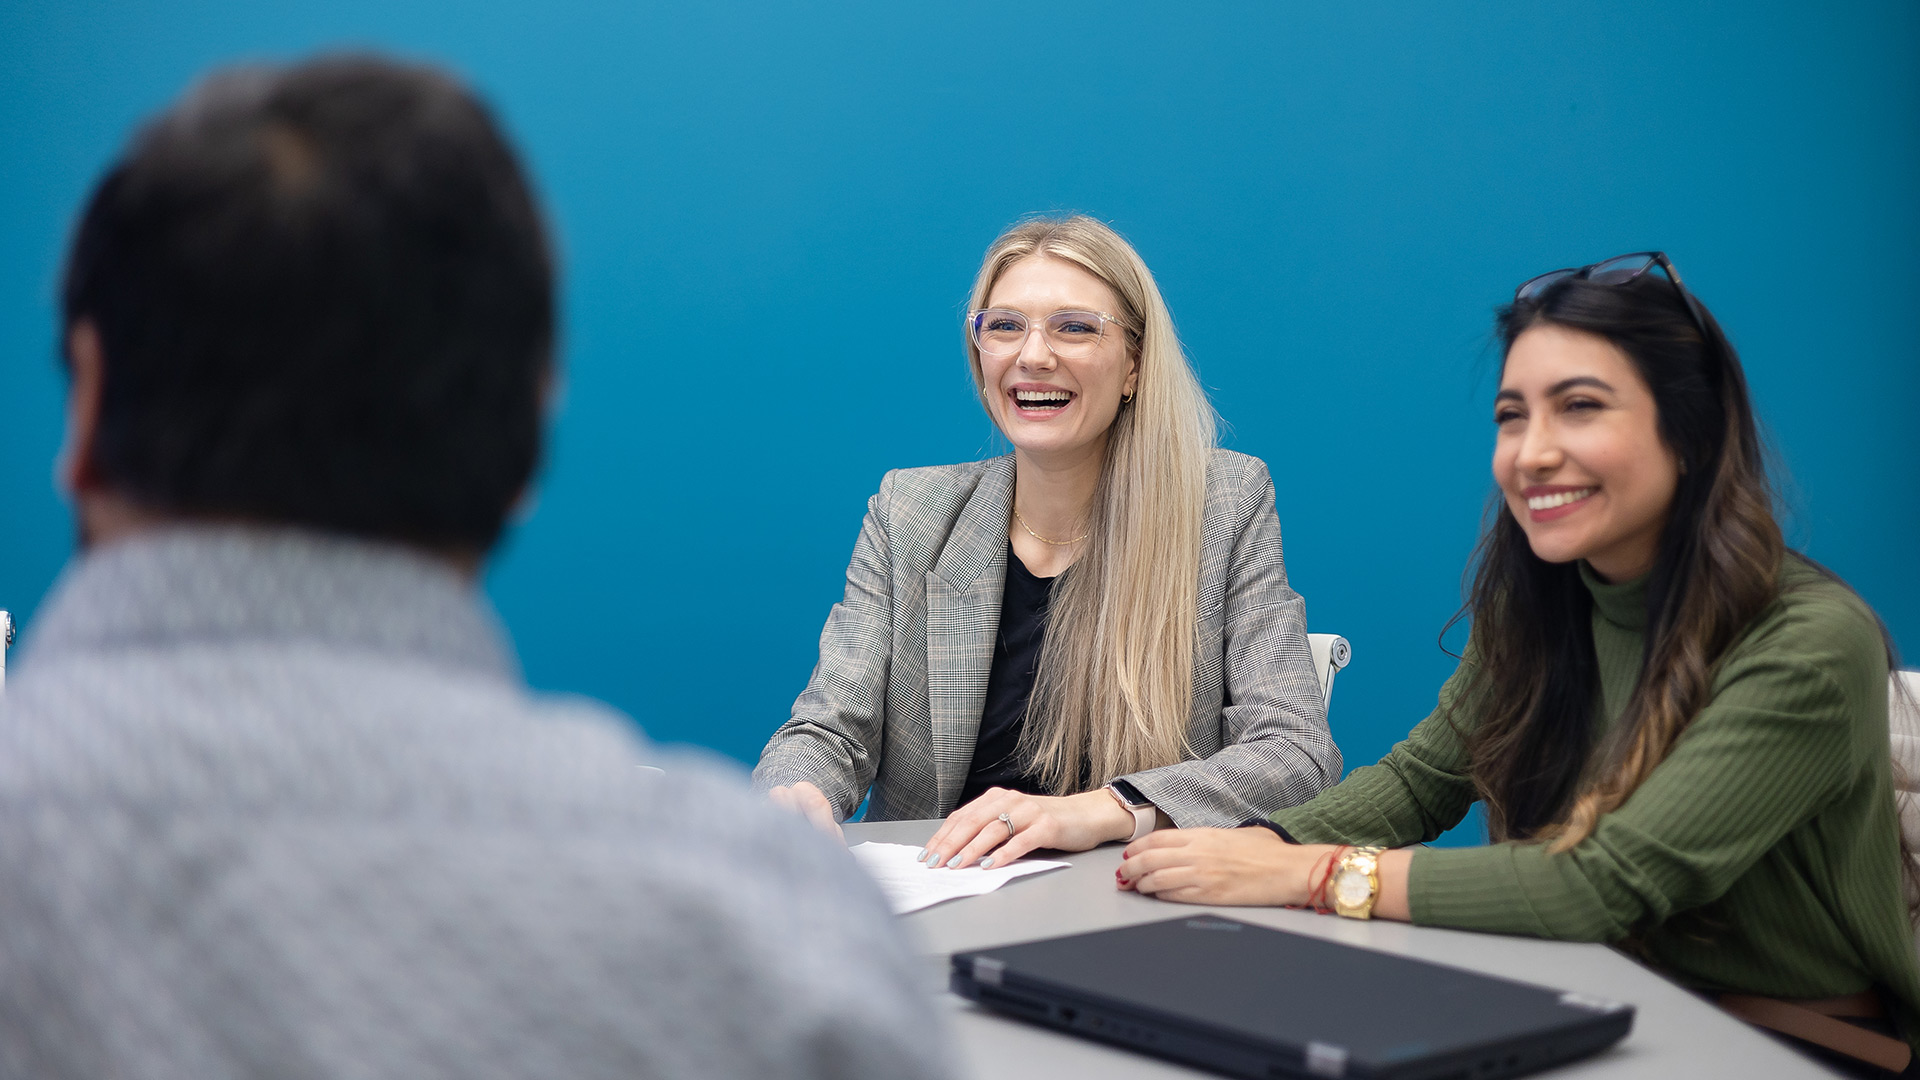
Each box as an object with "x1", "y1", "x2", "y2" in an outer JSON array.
[
  {"x1": 1493, "y1": 323, "x2": 1681, "y2": 582},
  {"x1": 978, "y1": 256, "x2": 1139, "y2": 467}
]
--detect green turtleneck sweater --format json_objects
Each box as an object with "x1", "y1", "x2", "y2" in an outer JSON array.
[{"x1": 1272, "y1": 555, "x2": 1920, "y2": 1049}]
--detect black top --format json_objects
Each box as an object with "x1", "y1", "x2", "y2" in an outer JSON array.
[{"x1": 958, "y1": 546, "x2": 1056, "y2": 805}]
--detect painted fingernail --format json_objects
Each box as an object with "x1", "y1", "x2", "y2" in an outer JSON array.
[
  {"x1": 947, "y1": 855, "x2": 962, "y2": 868},
  {"x1": 981, "y1": 857, "x2": 995, "y2": 869},
  {"x1": 916, "y1": 848, "x2": 927, "y2": 860},
  {"x1": 924, "y1": 852, "x2": 940, "y2": 867}
]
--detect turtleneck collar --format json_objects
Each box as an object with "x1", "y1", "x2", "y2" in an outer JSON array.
[{"x1": 1579, "y1": 560, "x2": 1650, "y2": 632}]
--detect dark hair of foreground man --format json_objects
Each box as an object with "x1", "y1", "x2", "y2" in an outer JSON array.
[{"x1": 61, "y1": 56, "x2": 552, "y2": 551}]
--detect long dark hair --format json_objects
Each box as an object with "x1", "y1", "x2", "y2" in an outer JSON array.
[{"x1": 1458, "y1": 272, "x2": 1783, "y2": 849}]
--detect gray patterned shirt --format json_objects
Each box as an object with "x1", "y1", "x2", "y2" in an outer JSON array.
[{"x1": 0, "y1": 527, "x2": 950, "y2": 1080}]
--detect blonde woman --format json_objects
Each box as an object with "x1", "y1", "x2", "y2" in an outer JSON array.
[{"x1": 755, "y1": 216, "x2": 1339, "y2": 868}]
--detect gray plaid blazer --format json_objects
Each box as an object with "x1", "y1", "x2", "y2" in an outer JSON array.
[{"x1": 753, "y1": 449, "x2": 1341, "y2": 826}]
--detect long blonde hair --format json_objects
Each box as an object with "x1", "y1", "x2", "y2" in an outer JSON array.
[{"x1": 964, "y1": 215, "x2": 1217, "y2": 793}]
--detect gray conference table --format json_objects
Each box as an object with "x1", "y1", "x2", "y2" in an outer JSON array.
[{"x1": 845, "y1": 819, "x2": 1838, "y2": 1079}]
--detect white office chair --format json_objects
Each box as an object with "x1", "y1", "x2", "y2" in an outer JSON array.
[
  {"x1": 1890, "y1": 671, "x2": 1920, "y2": 832},
  {"x1": 0, "y1": 609, "x2": 13, "y2": 694},
  {"x1": 1885, "y1": 670, "x2": 1920, "y2": 969},
  {"x1": 1306, "y1": 633, "x2": 1352, "y2": 711},
  {"x1": 1887, "y1": 671, "x2": 1920, "y2": 916}
]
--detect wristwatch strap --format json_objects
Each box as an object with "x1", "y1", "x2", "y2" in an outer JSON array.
[{"x1": 1106, "y1": 783, "x2": 1157, "y2": 842}]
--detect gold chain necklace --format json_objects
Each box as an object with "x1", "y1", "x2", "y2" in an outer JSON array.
[{"x1": 1012, "y1": 505, "x2": 1088, "y2": 546}]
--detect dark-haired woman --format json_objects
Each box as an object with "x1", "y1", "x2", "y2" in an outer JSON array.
[{"x1": 1117, "y1": 254, "x2": 1920, "y2": 1076}]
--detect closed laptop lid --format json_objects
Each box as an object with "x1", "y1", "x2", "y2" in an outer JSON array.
[{"x1": 953, "y1": 915, "x2": 1632, "y2": 1074}]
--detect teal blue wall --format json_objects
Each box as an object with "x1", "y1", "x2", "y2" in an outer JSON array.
[{"x1": 4, "y1": 3, "x2": 1916, "y2": 845}]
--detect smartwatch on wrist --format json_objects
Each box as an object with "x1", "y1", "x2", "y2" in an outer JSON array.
[{"x1": 1105, "y1": 779, "x2": 1157, "y2": 843}]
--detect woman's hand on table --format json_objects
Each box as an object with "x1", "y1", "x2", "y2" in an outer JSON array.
[
  {"x1": 767, "y1": 781, "x2": 845, "y2": 843},
  {"x1": 919, "y1": 788, "x2": 1137, "y2": 870},
  {"x1": 1117, "y1": 827, "x2": 1321, "y2": 905},
  {"x1": 1118, "y1": 827, "x2": 1414, "y2": 918}
]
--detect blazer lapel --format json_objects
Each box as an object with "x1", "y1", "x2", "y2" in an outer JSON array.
[{"x1": 925, "y1": 456, "x2": 1014, "y2": 814}]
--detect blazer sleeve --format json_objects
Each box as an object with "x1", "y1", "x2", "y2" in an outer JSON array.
[
  {"x1": 751, "y1": 474, "x2": 896, "y2": 820},
  {"x1": 1117, "y1": 460, "x2": 1343, "y2": 826}
]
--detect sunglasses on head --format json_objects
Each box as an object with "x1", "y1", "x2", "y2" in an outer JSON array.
[{"x1": 1514, "y1": 250, "x2": 1715, "y2": 346}]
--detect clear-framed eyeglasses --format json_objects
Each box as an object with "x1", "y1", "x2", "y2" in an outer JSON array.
[{"x1": 966, "y1": 308, "x2": 1127, "y2": 360}]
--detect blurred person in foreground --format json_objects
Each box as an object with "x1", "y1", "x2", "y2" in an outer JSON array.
[{"x1": 0, "y1": 55, "x2": 948, "y2": 1080}]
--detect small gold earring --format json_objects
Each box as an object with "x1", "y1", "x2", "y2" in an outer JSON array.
[{"x1": 1121, "y1": 391, "x2": 1136, "y2": 404}]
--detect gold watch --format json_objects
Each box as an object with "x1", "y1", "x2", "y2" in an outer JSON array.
[{"x1": 1330, "y1": 846, "x2": 1385, "y2": 920}]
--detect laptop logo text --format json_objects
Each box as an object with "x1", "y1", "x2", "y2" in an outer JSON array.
[{"x1": 1184, "y1": 918, "x2": 1242, "y2": 931}]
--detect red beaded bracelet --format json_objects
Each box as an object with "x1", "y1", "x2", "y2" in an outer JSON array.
[{"x1": 1307, "y1": 845, "x2": 1348, "y2": 914}]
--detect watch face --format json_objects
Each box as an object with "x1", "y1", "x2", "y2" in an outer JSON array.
[
  {"x1": 1108, "y1": 779, "x2": 1150, "y2": 808},
  {"x1": 1333, "y1": 867, "x2": 1372, "y2": 909}
]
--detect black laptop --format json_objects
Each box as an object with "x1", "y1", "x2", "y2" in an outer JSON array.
[{"x1": 950, "y1": 915, "x2": 1633, "y2": 1080}]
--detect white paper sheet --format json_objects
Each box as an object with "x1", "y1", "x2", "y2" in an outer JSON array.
[{"x1": 848, "y1": 841, "x2": 1070, "y2": 914}]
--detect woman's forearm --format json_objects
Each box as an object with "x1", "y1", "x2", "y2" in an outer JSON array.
[
  {"x1": 1374, "y1": 847, "x2": 1413, "y2": 921},
  {"x1": 1118, "y1": 828, "x2": 1415, "y2": 919}
]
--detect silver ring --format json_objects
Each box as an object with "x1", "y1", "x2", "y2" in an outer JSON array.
[{"x1": 998, "y1": 812, "x2": 1015, "y2": 840}]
